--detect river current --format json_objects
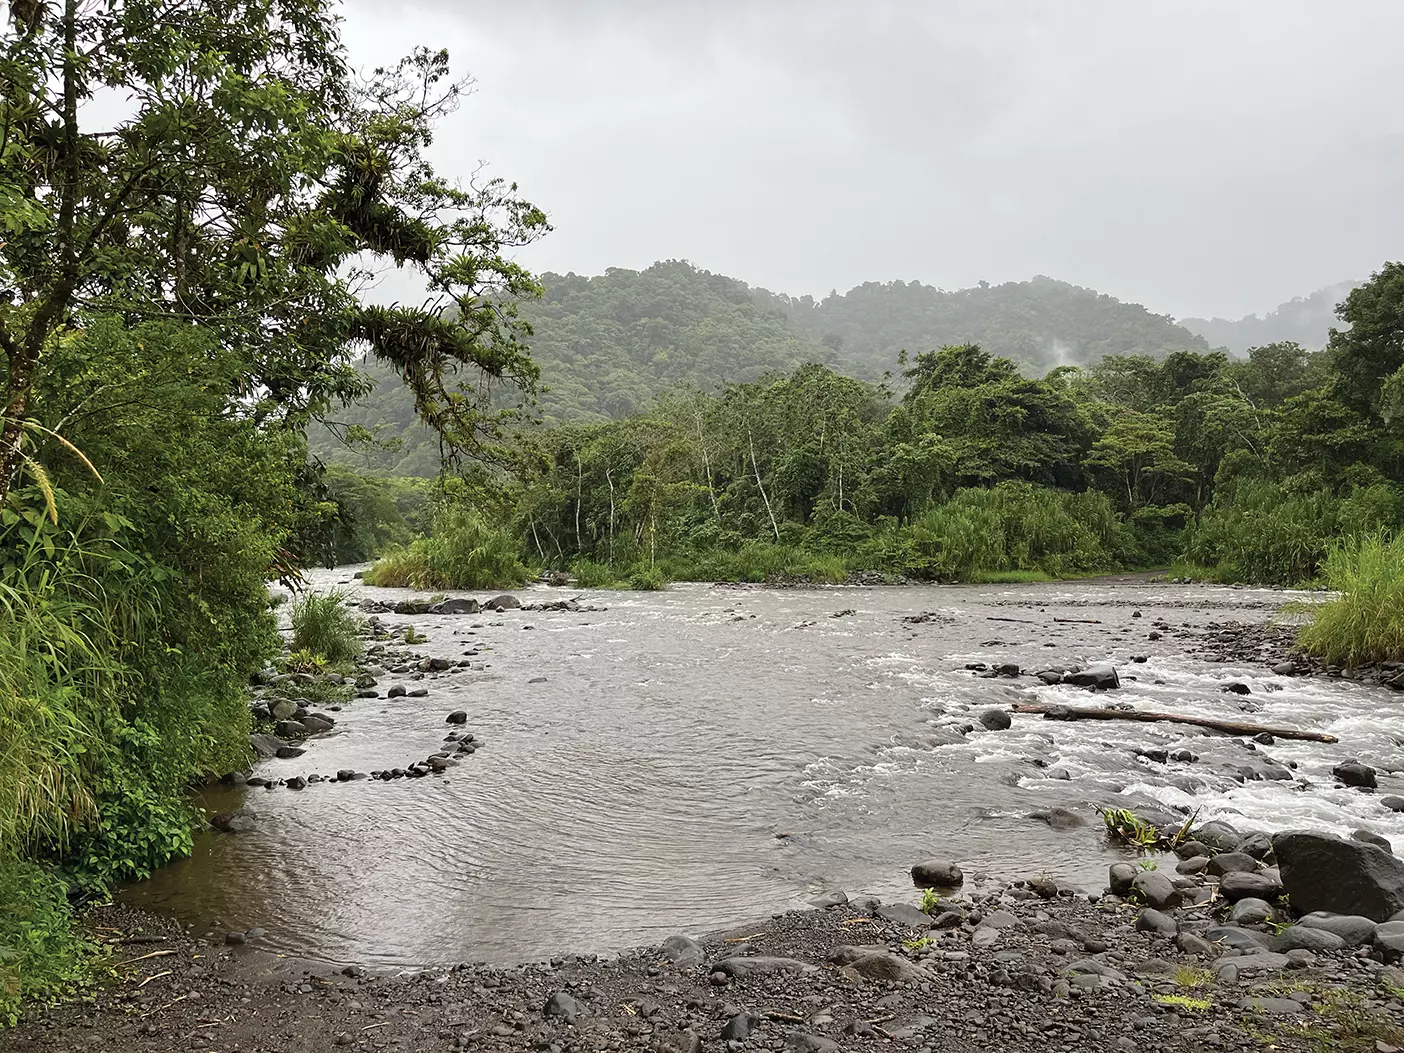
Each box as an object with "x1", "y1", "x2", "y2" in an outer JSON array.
[{"x1": 125, "y1": 576, "x2": 1404, "y2": 968}]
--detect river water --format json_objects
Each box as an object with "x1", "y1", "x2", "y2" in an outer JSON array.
[{"x1": 125, "y1": 576, "x2": 1404, "y2": 969}]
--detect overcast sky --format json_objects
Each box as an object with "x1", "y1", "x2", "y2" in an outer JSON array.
[{"x1": 341, "y1": 0, "x2": 1403, "y2": 321}]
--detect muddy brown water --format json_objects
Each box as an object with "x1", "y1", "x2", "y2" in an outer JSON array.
[{"x1": 124, "y1": 576, "x2": 1404, "y2": 969}]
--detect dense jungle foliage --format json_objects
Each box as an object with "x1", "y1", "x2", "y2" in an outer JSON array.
[
  {"x1": 0, "y1": 0, "x2": 542, "y2": 1021},
  {"x1": 309, "y1": 262, "x2": 1215, "y2": 471}
]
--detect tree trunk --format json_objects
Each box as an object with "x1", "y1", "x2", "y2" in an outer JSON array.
[
  {"x1": 1009, "y1": 702, "x2": 1337, "y2": 743},
  {"x1": 748, "y1": 427, "x2": 780, "y2": 542}
]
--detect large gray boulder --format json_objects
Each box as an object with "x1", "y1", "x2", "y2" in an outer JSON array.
[
  {"x1": 1273, "y1": 830, "x2": 1404, "y2": 922},
  {"x1": 911, "y1": 859, "x2": 964, "y2": 887},
  {"x1": 485, "y1": 593, "x2": 522, "y2": 611},
  {"x1": 1131, "y1": 870, "x2": 1181, "y2": 910},
  {"x1": 1063, "y1": 664, "x2": 1119, "y2": 689}
]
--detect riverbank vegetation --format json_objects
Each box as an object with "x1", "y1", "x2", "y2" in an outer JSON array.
[{"x1": 0, "y1": 0, "x2": 545, "y2": 1020}]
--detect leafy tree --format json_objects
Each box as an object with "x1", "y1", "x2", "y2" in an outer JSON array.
[{"x1": 1086, "y1": 414, "x2": 1193, "y2": 512}]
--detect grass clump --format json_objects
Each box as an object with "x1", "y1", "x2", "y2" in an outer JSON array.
[
  {"x1": 289, "y1": 591, "x2": 361, "y2": 664},
  {"x1": 0, "y1": 858, "x2": 96, "y2": 1026},
  {"x1": 1298, "y1": 535, "x2": 1404, "y2": 664},
  {"x1": 364, "y1": 507, "x2": 527, "y2": 591},
  {"x1": 627, "y1": 565, "x2": 668, "y2": 591},
  {"x1": 1154, "y1": 993, "x2": 1211, "y2": 1012}
]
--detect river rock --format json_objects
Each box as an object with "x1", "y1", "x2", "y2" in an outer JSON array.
[
  {"x1": 1273, "y1": 830, "x2": 1404, "y2": 921},
  {"x1": 446, "y1": 711, "x2": 468, "y2": 725},
  {"x1": 846, "y1": 951, "x2": 929, "y2": 982},
  {"x1": 1270, "y1": 925, "x2": 1347, "y2": 953},
  {"x1": 1212, "y1": 952, "x2": 1289, "y2": 977},
  {"x1": 712, "y1": 957, "x2": 813, "y2": 978},
  {"x1": 1134, "y1": 908, "x2": 1178, "y2": 936},
  {"x1": 544, "y1": 991, "x2": 585, "y2": 1020},
  {"x1": 1174, "y1": 839, "x2": 1213, "y2": 859},
  {"x1": 210, "y1": 810, "x2": 256, "y2": 833},
  {"x1": 1227, "y1": 898, "x2": 1278, "y2": 925},
  {"x1": 1176, "y1": 856, "x2": 1210, "y2": 875},
  {"x1": 1298, "y1": 912, "x2": 1380, "y2": 946},
  {"x1": 285, "y1": 775, "x2": 307, "y2": 790},
  {"x1": 785, "y1": 1033, "x2": 838, "y2": 1053},
  {"x1": 1333, "y1": 761, "x2": 1378, "y2": 788},
  {"x1": 1375, "y1": 921, "x2": 1404, "y2": 962},
  {"x1": 1109, "y1": 863, "x2": 1138, "y2": 896},
  {"x1": 275, "y1": 745, "x2": 305, "y2": 759},
  {"x1": 877, "y1": 903, "x2": 933, "y2": 928},
  {"x1": 268, "y1": 698, "x2": 299, "y2": 720},
  {"x1": 1207, "y1": 926, "x2": 1272, "y2": 951},
  {"x1": 1064, "y1": 663, "x2": 1119, "y2": 689},
  {"x1": 249, "y1": 733, "x2": 283, "y2": 759},
  {"x1": 1207, "y1": 852, "x2": 1259, "y2": 877},
  {"x1": 430, "y1": 597, "x2": 479, "y2": 614},
  {"x1": 1354, "y1": 829, "x2": 1394, "y2": 853},
  {"x1": 659, "y1": 935, "x2": 704, "y2": 968},
  {"x1": 1131, "y1": 870, "x2": 1181, "y2": 909},
  {"x1": 979, "y1": 708, "x2": 1012, "y2": 731},
  {"x1": 387, "y1": 684, "x2": 407, "y2": 698},
  {"x1": 1238, "y1": 832, "x2": 1274, "y2": 860},
  {"x1": 1191, "y1": 820, "x2": 1243, "y2": 852},
  {"x1": 911, "y1": 859, "x2": 964, "y2": 887},
  {"x1": 1031, "y1": 806, "x2": 1088, "y2": 830},
  {"x1": 809, "y1": 890, "x2": 848, "y2": 908},
  {"x1": 1382, "y1": 796, "x2": 1404, "y2": 813},
  {"x1": 274, "y1": 719, "x2": 307, "y2": 738},
  {"x1": 720, "y1": 1014, "x2": 755, "y2": 1041},
  {"x1": 485, "y1": 594, "x2": 522, "y2": 611},
  {"x1": 1219, "y1": 870, "x2": 1283, "y2": 901},
  {"x1": 301, "y1": 713, "x2": 334, "y2": 733}
]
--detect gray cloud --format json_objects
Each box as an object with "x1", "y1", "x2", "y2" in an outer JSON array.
[{"x1": 341, "y1": 0, "x2": 1404, "y2": 318}]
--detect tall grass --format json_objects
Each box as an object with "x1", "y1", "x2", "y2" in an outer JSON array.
[
  {"x1": 289, "y1": 591, "x2": 361, "y2": 663},
  {"x1": 1299, "y1": 535, "x2": 1404, "y2": 665},
  {"x1": 1186, "y1": 480, "x2": 1404, "y2": 585},
  {"x1": 364, "y1": 507, "x2": 527, "y2": 590}
]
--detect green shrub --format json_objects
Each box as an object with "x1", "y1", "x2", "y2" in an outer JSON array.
[
  {"x1": 0, "y1": 857, "x2": 94, "y2": 1026},
  {"x1": 364, "y1": 507, "x2": 528, "y2": 590},
  {"x1": 627, "y1": 565, "x2": 668, "y2": 591},
  {"x1": 1299, "y1": 535, "x2": 1404, "y2": 664},
  {"x1": 571, "y1": 560, "x2": 621, "y2": 588},
  {"x1": 289, "y1": 591, "x2": 361, "y2": 664}
]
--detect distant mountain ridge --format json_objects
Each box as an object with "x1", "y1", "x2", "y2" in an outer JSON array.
[{"x1": 1179, "y1": 280, "x2": 1360, "y2": 353}]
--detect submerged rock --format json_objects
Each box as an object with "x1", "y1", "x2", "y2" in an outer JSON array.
[{"x1": 1333, "y1": 761, "x2": 1378, "y2": 789}]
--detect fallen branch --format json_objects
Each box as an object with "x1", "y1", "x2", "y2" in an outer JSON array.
[
  {"x1": 1053, "y1": 617, "x2": 1101, "y2": 624},
  {"x1": 987, "y1": 616, "x2": 1038, "y2": 624},
  {"x1": 1011, "y1": 703, "x2": 1337, "y2": 742},
  {"x1": 114, "y1": 949, "x2": 177, "y2": 968}
]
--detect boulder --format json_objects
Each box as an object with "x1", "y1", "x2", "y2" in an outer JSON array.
[
  {"x1": 275, "y1": 745, "x2": 305, "y2": 759},
  {"x1": 446, "y1": 711, "x2": 468, "y2": 725},
  {"x1": 285, "y1": 775, "x2": 307, "y2": 790},
  {"x1": 301, "y1": 713, "x2": 335, "y2": 734},
  {"x1": 1064, "y1": 664, "x2": 1119, "y2": 690},
  {"x1": 1174, "y1": 840, "x2": 1213, "y2": 860},
  {"x1": 274, "y1": 719, "x2": 307, "y2": 738},
  {"x1": 249, "y1": 733, "x2": 283, "y2": 759},
  {"x1": 268, "y1": 698, "x2": 299, "y2": 721},
  {"x1": 1238, "y1": 832, "x2": 1274, "y2": 860},
  {"x1": 1219, "y1": 871, "x2": 1283, "y2": 901},
  {"x1": 720, "y1": 1015, "x2": 755, "y2": 1042},
  {"x1": 712, "y1": 957, "x2": 813, "y2": 978},
  {"x1": 1211, "y1": 952, "x2": 1290, "y2": 977},
  {"x1": 1382, "y1": 796, "x2": 1404, "y2": 813},
  {"x1": 1176, "y1": 856, "x2": 1210, "y2": 875},
  {"x1": 387, "y1": 685, "x2": 407, "y2": 698},
  {"x1": 809, "y1": 890, "x2": 848, "y2": 908},
  {"x1": 1297, "y1": 912, "x2": 1379, "y2": 947},
  {"x1": 1227, "y1": 898, "x2": 1279, "y2": 926},
  {"x1": 911, "y1": 859, "x2": 964, "y2": 887},
  {"x1": 979, "y1": 708, "x2": 1012, "y2": 731},
  {"x1": 1273, "y1": 830, "x2": 1404, "y2": 921},
  {"x1": 485, "y1": 594, "x2": 522, "y2": 611},
  {"x1": 1333, "y1": 761, "x2": 1378, "y2": 789},
  {"x1": 845, "y1": 951, "x2": 930, "y2": 982},
  {"x1": 1131, "y1": 870, "x2": 1181, "y2": 910}
]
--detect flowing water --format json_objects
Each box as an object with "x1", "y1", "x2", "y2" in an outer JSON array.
[{"x1": 125, "y1": 576, "x2": 1404, "y2": 969}]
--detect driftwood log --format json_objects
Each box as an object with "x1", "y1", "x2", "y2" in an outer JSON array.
[{"x1": 1010, "y1": 702, "x2": 1338, "y2": 743}]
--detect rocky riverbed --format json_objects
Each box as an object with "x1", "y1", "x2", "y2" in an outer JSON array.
[{"x1": 15, "y1": 819, "x2": 1404, "y2": 1053}]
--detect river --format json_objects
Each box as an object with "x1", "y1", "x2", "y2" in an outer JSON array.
[{"x1": 123, "y1": 576, "x2": 1404, "y2": 969}]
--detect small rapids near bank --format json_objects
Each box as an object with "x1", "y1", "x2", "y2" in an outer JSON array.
[{"x1": 124, "y1": 576, "x2": 1404, "y2": 969}]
